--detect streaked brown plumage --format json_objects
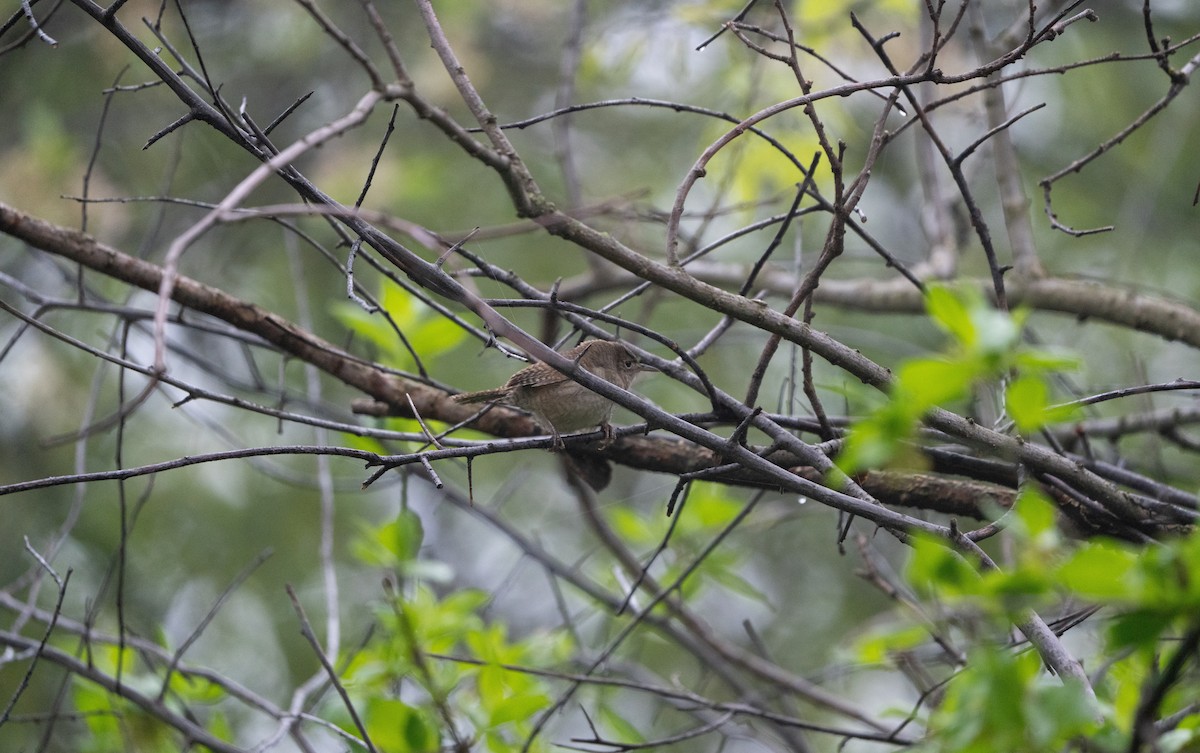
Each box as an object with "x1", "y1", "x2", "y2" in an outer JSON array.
[{"x1": 453, "y1": 340, "x2": 653, "y2": 448}]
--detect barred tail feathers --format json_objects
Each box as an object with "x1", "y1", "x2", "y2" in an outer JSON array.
[{"x1": 451, "y1": 388, "x2": 510, "y2": 405}]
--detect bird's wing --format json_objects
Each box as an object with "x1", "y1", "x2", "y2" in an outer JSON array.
[
  {"x1": 505, "y1": 341, "x2": 597, "y2": 389},
  {"x1": 506, "y1": 367, "x2": 570, "y2": 389}
]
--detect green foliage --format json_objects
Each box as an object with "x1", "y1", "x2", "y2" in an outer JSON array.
[
  {"x1": 333, "y1": 285, "x2": 470, "y2": 454},
  {"x1": 359, "y1": 697, "x2": 438, "y2": 753},
  {"x1": 608, "y1": 482, "x2": 769, "y2": 606},
  {"x1": 332, "y1": 282, "x2": 467, "y2": 373},
  {"x1": 352, "y1": 509, "x2": 454, "y2": 584},
  {"x1": 853, "y1": 489, "x2": 1200, "y2": 752},
  {"x1": 1060, "y1": 532, "x2": 1200, "y2": 614},
  {"x1": 925, "y1": 648, "x2": 1102, "y2": 753},
  {"x1": 337, "y1": 515, "x2": 572, "y2": 752},
  {"x1": 838, "y1": 285, "x2": 1080, "y2": 474},
  {"x1": 337, "y1": 583, "x2": 571, "y2": 753},
  {"x1": 70, "y1": 644, "x2": 230, "y2": 752},
  {"x1": 68, "y1": 510, "x2": 574, "y2": 753}
]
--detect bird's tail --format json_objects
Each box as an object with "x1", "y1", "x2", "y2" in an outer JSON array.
[{"x1": 451, "y1": 388, "x2": 508, "y2": 404}]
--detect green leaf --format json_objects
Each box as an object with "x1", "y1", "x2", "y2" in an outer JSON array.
[
  {"x1": 364, "y1": 698, "x2": 431, "y2": 752},
  {"x1": 441, "y1": 588, "x2": 491, "y2": 619},
  {"x1": 970, "y1": 305, "x2": 1021, "y2": 358},
  {"x1": 1011, "y1": 489, "x2": 1058, "y2": 543},
  {"x1": 466, "y1": 623, "x2": 507, "y2": 663},
  {"x1": 402, "y1": 559, "x2": 455, "y2": 583},
  {"x1": 609, "y1": 506, "x2": 662, "y2": 546},
  {"x1": 924, "y1": 284, "x2": 1024, "y2": 361},
  {"x1": 1006, "y1": 374, "x2": 1051, "y2": 433},
  {"x1": 907, "y1": 534, "x2": 981, "y2": 597},
  {"x1": 477, "y1": 663, "x2": 508, "y2": 708},
  {"x1": 896, "y1": 357, "x2": 976, "y2": 410},
  {"x1": 332, "y1": 283, "x2": 467, "y2": 371},
  {"x1": 338, "y1": 431, "x2": 391, "y2": 456},
  {"x1": 1025, "y1": 681, "x2": 1101, "y2": 748},
  {"x1": 926, "y1": 285, "x2": 977, "y2": 347},
  {"x1": 1106, "y1": 610, "x2": 1175, "y2": 652},
  {"x1": 1055, "y1": 542, "x2": 1139, "y2": 601},
  {"x1": 837, "y1": 395, "x2": 929, "y2": 474},
  {"x1": 853, "y1": 623, "x2": 930, "y2": 663},
  {"x1": 836, "y1": 418, "x2": 899, "y2": 475},
  {"x1": 403, "y1": 707, "x2": 437, "y2": 752},
  {"x1": 352, "y1": 510, "x2": 425, "y2": 567},
  {"x1": 979, "y1": 567, "x2": 1051, "y2": 602},
  {"x1": 1013, "y1": 349, "x2": 1082, "y2": 373},
  {"x1": 933, "y1": 649, "x2": 1031, "y2": 752},
  {"x1": 684, "y1": 482, "x2": 742, "y2": 527},
  {"x1": 488, "y1": 692, "x2": 550, "y2": 727},
  {"x1": 1006, "y1": 375, "x2": 1080, "y2": 432},
  {"x1": 392, "y1": 510, "x2": 425, "y2": 560}
]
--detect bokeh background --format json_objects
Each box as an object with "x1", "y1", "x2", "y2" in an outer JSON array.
[{"x1": 3, "y1": 1, "x2": 1199, "y2": 750}]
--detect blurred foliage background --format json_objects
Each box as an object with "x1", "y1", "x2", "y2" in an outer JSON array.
[{"x1": 3, "y1": 1, "x2": 1200, "y2": 751}]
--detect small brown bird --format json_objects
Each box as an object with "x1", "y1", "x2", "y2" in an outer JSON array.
[{"x1": 453, "y1": 340, "x2": 653, "y2": 448}]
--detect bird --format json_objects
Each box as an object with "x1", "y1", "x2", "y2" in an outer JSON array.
[{"x1": 452, "y1": 340, "x2": 654, "y2": 449}]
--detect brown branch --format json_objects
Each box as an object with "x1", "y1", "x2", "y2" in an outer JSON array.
[
  {"x1": 0, "y1": 201, "x2": 994, "y2": 529},
  {"x1": 0, "y1": 201, "x2": 459, "y2": 424},
  {"x1": 573, "y1": 264, "x2": 1200, "y2": 352}
]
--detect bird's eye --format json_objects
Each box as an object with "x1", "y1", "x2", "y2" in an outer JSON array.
[{"x1": 624, "y1": 359, "x2": 635, "y2": 368}]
